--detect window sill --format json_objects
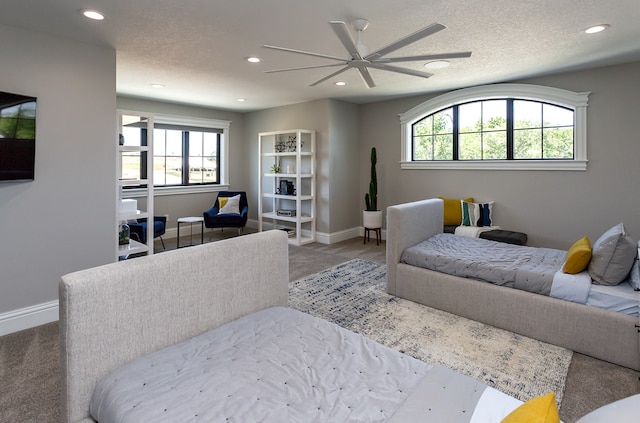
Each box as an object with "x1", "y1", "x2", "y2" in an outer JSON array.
[
  {"x1": 400, "y1": 160, "x2": 587, "y2": 171},
  {"x1": 122, "y1": 184, "x2": 230, "y2": 198}
]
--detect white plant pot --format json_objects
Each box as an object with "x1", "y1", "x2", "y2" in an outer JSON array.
[{"x1": 363, "y1": 210, "x2": 383, "y2": 229}]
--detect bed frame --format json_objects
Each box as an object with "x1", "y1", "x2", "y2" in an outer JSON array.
[
  {"x1": 59, "y1": 230, "x2": 289, "y2": 423},
  {"x1": 386, "y1": 198, "x2": 640, "y2": 371}
]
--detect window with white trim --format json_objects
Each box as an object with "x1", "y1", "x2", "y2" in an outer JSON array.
[
  {"x1": 121, "y1": 115, "x2": 231, "y2": 193},
  {"x1": 400, "y1": 84, "x2": 590, "y2": 170}
]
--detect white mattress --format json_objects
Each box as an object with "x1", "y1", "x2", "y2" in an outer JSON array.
[
  {"x1": 587, "y1": 281, "x2": 639, "y2": 317},
  {"x1": 89, "y1": 307, "x2": 523, "y2": 422}
]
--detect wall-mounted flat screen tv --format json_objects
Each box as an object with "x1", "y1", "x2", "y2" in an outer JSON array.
[{"x1": 0, "y1": 90, "x2": 37, "y2": 181}]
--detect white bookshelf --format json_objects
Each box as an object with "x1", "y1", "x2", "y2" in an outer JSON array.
[
  {"x1": 116, "y1": 111, "x2": 154, "y2": 259},
  {"x1": 258, "y1": 129, "x2": 316, "y2": 245}
]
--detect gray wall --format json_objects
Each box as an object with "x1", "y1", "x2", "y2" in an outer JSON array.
[
  {"x1": 360, "y1": 61, "x2": 640, "y2": 249},
  {"x1": 0, "y1": 24, "x2": 116, "y2": 315},
  {"x1": 243, "y1": 99, "x2": 360, "y2": 237},
  {"x1": 328, "y1": 99, "x2": 360, "y2": 233},
  {"x1": 244, "y1": 99, "x2": 331, "y2": 232}
]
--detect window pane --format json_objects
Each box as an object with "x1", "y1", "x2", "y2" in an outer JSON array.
[
  {"x1": 203, "y1": 158, "x2": 217, "y2": 183},
  {"x1": 165, "y1": 157, "x2": 182, "y2": 184},
  {"x1": 433, "y1": 108, "x2": 453, "y2": 134},
  {"x1": 514, "y1": 100, "x2": 541, "y2": 129},
  {"x1": 459, "y1": 133, "x2": 482, "y2": 160},
  {"x1": 514, "y1": 129, "x2": 542, "y2": 158},
  {"x1": 434, "y1": 134, "x2": 453, "y2": 160},
  {"x1": 413, "y1": 116, "x2": 433, "y2": 136},
  {"x1": 483, "y1": 131, "x2": 507, "y2": 159},
  {"x1": 188, "y1": 156, "x2": 205, "y2": 183},
  {"x1": 483, "y1": 100, "x2": 506, "y2": 130},
  {"x1": 153, "y1": 156, "x2": 166, "y2": 185},
  {"x1": 459, "y1": 102, "x2": 481, "y2": 133},
  {"x1": 543, "y1": 128, "x2": 574, "y2": 159},
  {"x1": 203, "y1": 132, "x2": 218, "y2": 156},
  {"x1": 413, "y1": 135, "x2": 433, "y2": 160},
  {"x1": 189, "y1": 131, "x2": 204, "y2": 157},
  {"x1": 121, "y1": 152, "x2": 141, "y2": 179},
  {"x1": 153, "y1": 129, "x2": 166, "y2": 155},
  {"x1": 543, "y1": 104, "x2": 573, "y2": 127},
  {"x1": 166, "y1": 130, "x2": 182, "y2": 155}
]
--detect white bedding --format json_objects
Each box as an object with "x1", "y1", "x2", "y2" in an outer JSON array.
[
  {"x1": 90, "y1": 307, "x2": 523, "y2": 422},
  {"x1": 586, "y1": 281, "x2": 639, "y2": 316}
]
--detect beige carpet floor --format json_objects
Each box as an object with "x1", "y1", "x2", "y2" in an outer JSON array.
[{"x1": 0, "y1": 230, "x2": 638, "y2": 422}]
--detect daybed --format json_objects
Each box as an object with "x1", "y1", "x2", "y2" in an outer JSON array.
[
  {"x1": 386, "y1": 198, "x2": 640, "y2": 371},
  {"x1": 60, "y1": 230, "x2": 538, "y2": 423}
]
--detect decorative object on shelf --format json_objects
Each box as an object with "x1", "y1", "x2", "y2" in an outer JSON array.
[
  {"x1": 277, "y1": 209, "x2": 297, "y2": 217},
  {"x1": 363, "y1": 146, "x2": 383, "y2": 239},
  {"x1": 270, "y1": 163, "x2": 281, "y2": 173},
  {"x1": 286, "y1": 135, "x2": 297, "y2": 152},
  {"x1": 279, "y1": 179, "x2": 289, "y2": 195},
  {"x1": 286, "y1": 164, "x2": 295, "y2": 174},
  {"x1": 286, "y1": 180, "x2": 296, "y2": 195},
  {"x1": 118, "y1": 222, "x2": 130, "y2": 245},
  {"x1": 277, "y1": 180, "x2": 296, "y2": 195},
  {"x1": 275, "y1": 141, "x2": 286, "y2": 152}
]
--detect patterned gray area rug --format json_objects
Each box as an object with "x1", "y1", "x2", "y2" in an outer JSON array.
[{"x1": 289, "y1": 259, "x2": 573, "y2": 405}]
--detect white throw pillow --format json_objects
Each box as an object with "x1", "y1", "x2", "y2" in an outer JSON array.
[{"x1": 218, "y1": 194, "x2": 241, "y2": 215}]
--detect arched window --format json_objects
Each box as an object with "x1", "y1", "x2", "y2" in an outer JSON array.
[{"x1": 399, "y1": 84, "x2": 590, "y2": 170}]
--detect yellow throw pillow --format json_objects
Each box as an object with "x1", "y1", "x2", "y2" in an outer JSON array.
[
  {"x1": 218, "y1": 197, "x2": 229, "y2": 209},
  {"x1": 439, "y1": 197, "x2": 473, "y2": 226},
  {"x1": 564, "y1": 236, "x2": 592, "y2": 274},
  {"x1": 501, "y1": 392, "x2": 560, "y2": 423}
]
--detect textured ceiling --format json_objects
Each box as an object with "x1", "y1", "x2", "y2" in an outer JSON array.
[{"x1": 1, "y1": 0, "x2": 639, "y2": 111}]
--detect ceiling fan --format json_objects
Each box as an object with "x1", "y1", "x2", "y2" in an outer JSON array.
[{"x1": 263, "y1": 19, "x2": 472, "y2": 88}]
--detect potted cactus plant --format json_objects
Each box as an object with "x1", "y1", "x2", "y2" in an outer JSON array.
[{"x1": 363, "y1": 147, "x2": 383, "y2": 229}]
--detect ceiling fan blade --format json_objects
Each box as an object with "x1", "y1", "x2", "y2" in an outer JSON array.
[
  {"x1": 309, "y1": 66, "x2": 351, "y2": 86},
  {"x1": 367, "y1": 62, "x2": 433, "y2": 79},
  {"x1": 357, "y1": 66, "x2": 376, "y2": 88},
  {"x1": 365, "y1": 23, "x2": 446, "y2": 60},
  {"x1": 377, "y1": 51, "x2": 473, "y2": 63},
  {"x1": 264, "y1": 63, "x2": 346, "y2": 74},
  {"x1": 330, "y1": 21, "x2": 362, "y2": 60},
  {"x1": 262, "y1": 45, "x2": 346, "y2": 62}
]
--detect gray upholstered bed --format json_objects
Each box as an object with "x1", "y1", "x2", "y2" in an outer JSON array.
[
  {"x1": 60, "y1": 230, "x2": 527, "y2": 423},
  {"x1": 386, "y1": 198, "x2": 640, "y2": 371}
]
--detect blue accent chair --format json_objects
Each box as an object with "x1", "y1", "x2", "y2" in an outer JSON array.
[
  {"x1": 129, "y1": 215, "x2": 167, "y2": 249},
  {"x1": 203, "y1": 191, "x2": 248, "y2": 234}
]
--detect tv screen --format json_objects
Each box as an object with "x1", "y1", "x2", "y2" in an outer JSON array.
[{"x1": 0, "y1": 90, "x2": 37, "y2": 181}]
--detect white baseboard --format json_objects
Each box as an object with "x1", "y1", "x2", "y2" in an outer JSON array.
[{"x1": 0, "y1": 300, "x2": 59, "y2": 336}]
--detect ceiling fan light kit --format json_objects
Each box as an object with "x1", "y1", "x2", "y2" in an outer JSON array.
[{"x1": 263, "y1": 18, "x2": 471, "y2": 88}]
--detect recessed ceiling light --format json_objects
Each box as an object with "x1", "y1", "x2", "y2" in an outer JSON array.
[
  {"x1": 247, "y1": 57, "x2": 261, "y2": 63},
  {"x1": 150, "y1": 84, "x2": 165, "y2": 88},
  {"x1": 335, "y1": 81, "x2": 347, "y2": 86},
  {"x1": 584, "y1": 24, "x2": 609, "y2": 34},
  {"x1": 80, "y1": 9, "x2": 105, "y2": 20},
  {"x1": 424, "y1": 60, "x2": 450, "y2": 69},
  {"x1": 237, "y1": 98, "x2": 247, "y2": 102}
]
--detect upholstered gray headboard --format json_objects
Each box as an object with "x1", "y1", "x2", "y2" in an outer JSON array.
[
  {"x1": 59, "y1": 230, "x2": 289, "y2": 423},
  {"x1": 386, "y1": 198, "x2": 444, "y2": 295}
]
